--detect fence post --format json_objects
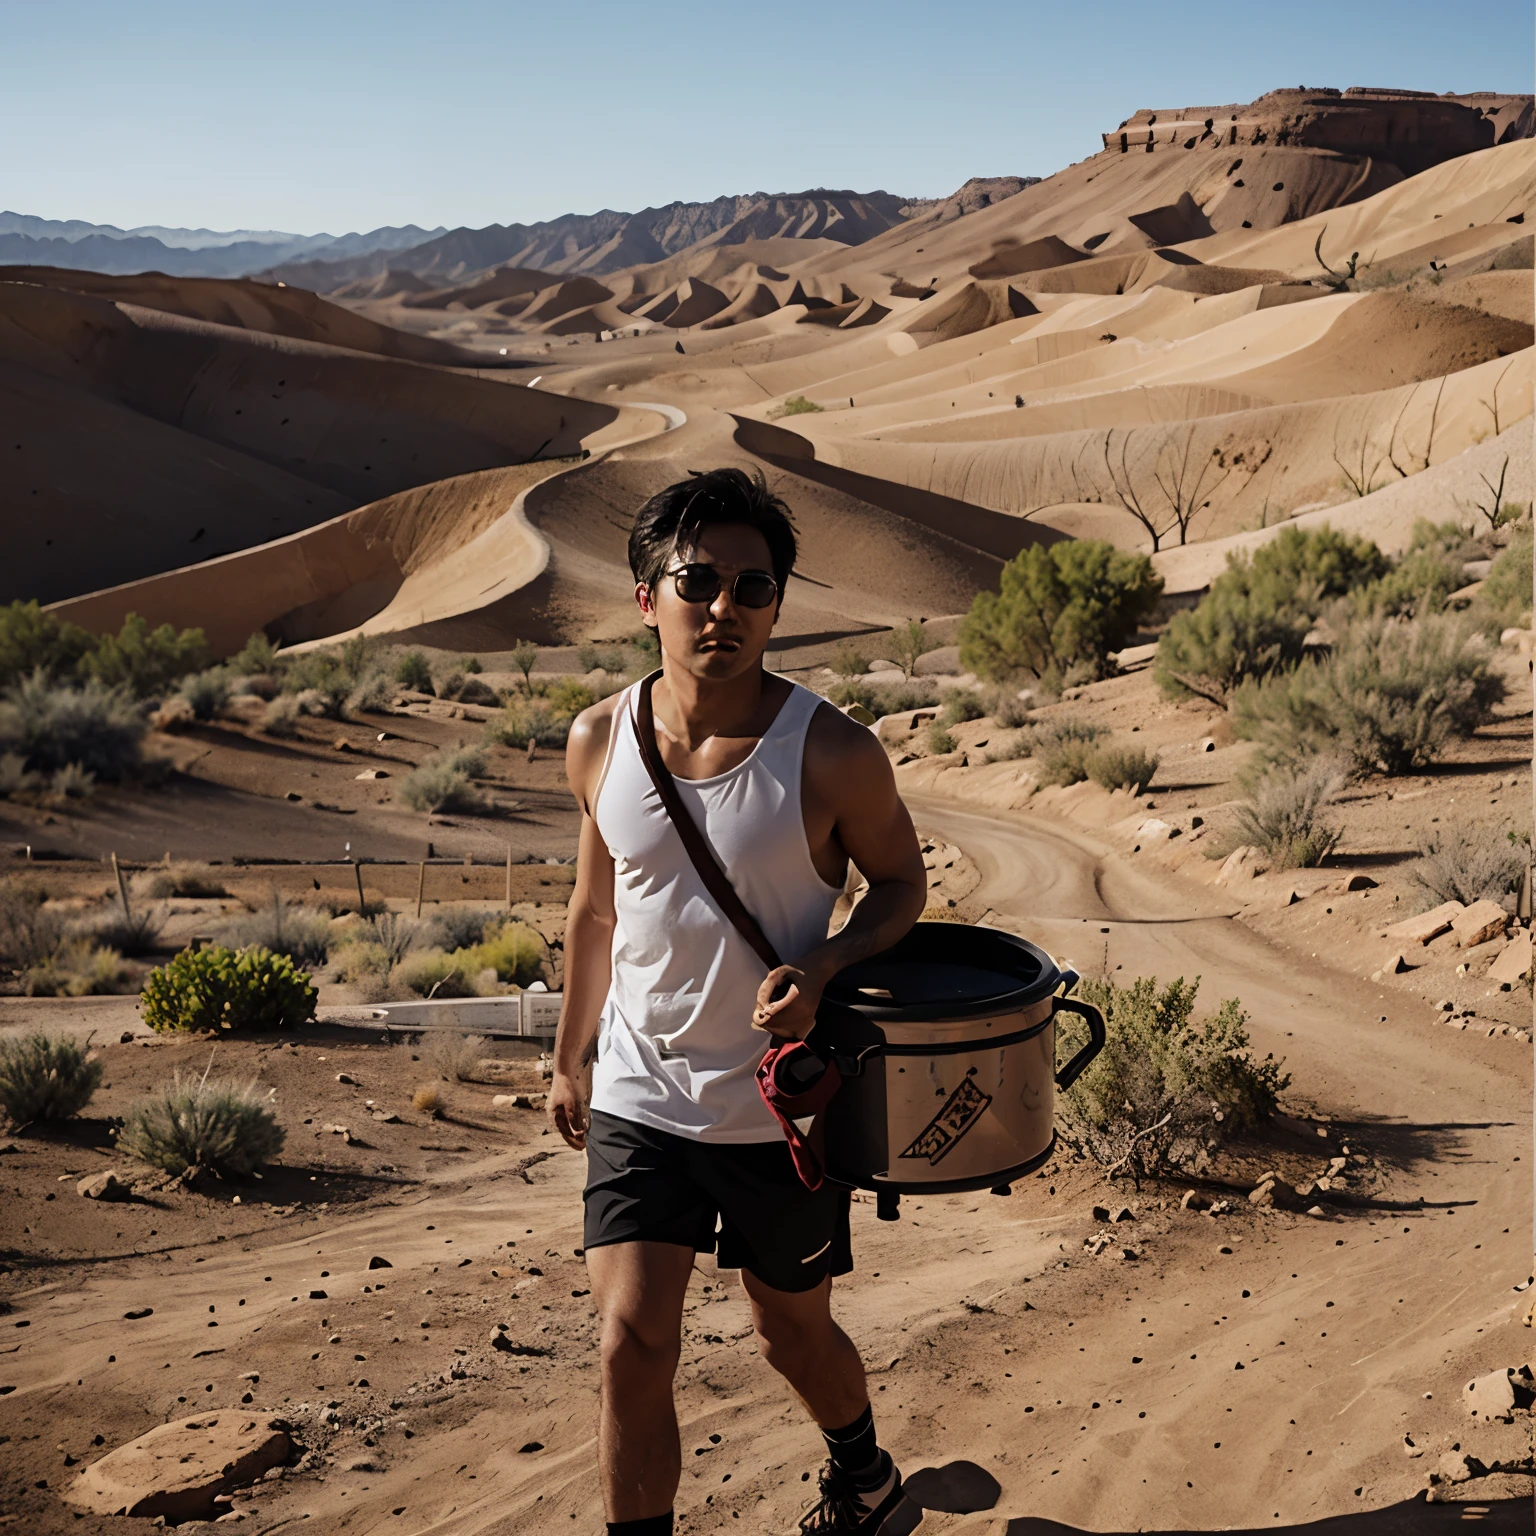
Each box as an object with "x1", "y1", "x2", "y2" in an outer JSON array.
[
  {"x1": 416, "y1": 860, "x2": 426, "y2": 918},
  {"x1": 505, "y1": 845, "x2": 512, "y2": 911},
  {"x1": 110, "y1": 851, "x2": 131, "y2": 916},
  {"x1": 354, "y1": 859, "x2": 367, "y2": 915}
]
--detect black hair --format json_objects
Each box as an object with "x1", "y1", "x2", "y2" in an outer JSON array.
[{"x1": 627, "y1": 468, "x2": 797, "y2": 594}]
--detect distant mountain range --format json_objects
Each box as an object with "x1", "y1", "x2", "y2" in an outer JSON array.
[
  {"x1": 0, "y1": 182, "x2": 1041, "y2": 290},
  {"x1": 0, "y1": 212, "x2": 446, "y2": 278}
]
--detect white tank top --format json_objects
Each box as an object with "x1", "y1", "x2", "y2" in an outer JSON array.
[{"x1": 590, "y1": 679, "x2": 844, "y2": 1142}]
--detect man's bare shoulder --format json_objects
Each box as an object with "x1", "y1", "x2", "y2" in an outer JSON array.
[
  {"x1": 804, "y1": 695, "x2": 892, "y2": 783},
  {"x1": 566, "y1": 690, "x2": 626, "y2": 806}
]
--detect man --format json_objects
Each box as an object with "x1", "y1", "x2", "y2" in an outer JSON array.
[{"x1": 548, "y1": 468, "x2": 929, "y2": 1536}]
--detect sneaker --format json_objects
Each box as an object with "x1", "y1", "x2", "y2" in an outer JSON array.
[{"x1": 796, "y1": 1454, "x2": 921, "y2": 1534}]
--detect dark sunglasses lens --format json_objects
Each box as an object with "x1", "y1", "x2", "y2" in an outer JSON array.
[
  {"x1": 734, "y1": 573, "x2": 779, "y2": 608},
  {"x1": 673, "y1": 566, "x2": 721, "y2": 603}
]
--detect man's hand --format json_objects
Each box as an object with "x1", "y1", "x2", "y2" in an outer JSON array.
[
  {"x1": 548, "y1": 1070, "x2": 590, "y2": 1150},
  {"x1": 752, "y1": 959, "x2": 829, "y2": 1041}
]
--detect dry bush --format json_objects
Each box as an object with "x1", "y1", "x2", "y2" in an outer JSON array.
[
  {"x1": 985, "y1": 688, "x2": 1034, "y2": 728},
  {"x1": 938, "y1": 689, "x2": 987, "y2": 727},
  {"x1": 1413, "y1": 823, "x2": 1527, "y2": 907},
  {"x1": 135, "y1": 862, "x2": 230, "y2": 900},
  {"x1": 1090, "y1": 744, "x2": 1159, "y2": 795},
  {"x1": 423, "y1": 1031, "x2": 489, "y2": 1082},
  {"x1": 222, "y1": 888, "x2": 332, "y2": 967},
  {"x1": 366, "y1": 910, "x2": 421, "y2": 967},
  {"x1": 0, "y1": 1031, "x2": 103, "y2": 1126},
  {"x1": 926, "y1": 723, "x2": 958, "y2": 755},
  {"x1": 0, "y1": 671, "x2": 145, "y2": 781},
  {"x1": 398, "y1": 748, "x2": 488, "y2": 814},
  {"x1": 23, "y1": 937, "x2": 129, "y2": 997},
  {"x1": 1027, "y1": 716, "x2": 1108, "y2": 786},
  {"x1": 118, "y1": 1072, "x2": 284, "y2": 1177},
  {"x1": 393, "y1": 949, "x2": 478, "y2": 999},
  {"x1": 1060, "y1": 974, "x2": 1289, "y2": 1187},
  {"x1": 829, "y1": 641, "x2": 868, "y2": 678},
  {"x1": 826, "y1": 678, "x2": 940, "y2": 718},
  {"x1": 261, "y1": 695, "x2": 301, "y2": 737},
  {"x1": 178, "y1": 668, "x2": 231, "y2": 721},
  {"x1": 412, "y1": 1083, "x2": 446, "y2": 1118},
  {"x1": 427, "y1": 906, "x2": 494, "y2": 951},
  {"x1": 91, "y1": 900, "x2": 167, "y2": 957},
  {"x1": 1229, "y1": 760, "x2": 1346, "y2": 868},
  {"x1": 0, "y1": 880, "x2": 65, "y2": 969}
]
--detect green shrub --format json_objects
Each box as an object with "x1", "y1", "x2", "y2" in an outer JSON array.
[
  {"x1": 0, "y1": 1031, "x2": 103, "y2": 1126},
  {"x1": 510, "y1": 639, "x2": 540, "y2": 693},
  {"x1": 178, "y1": 668, "x2": 230, "y2": 721},
  {"x1": 438, "y1": 671, "x2": 499, "y2": 706},
  {"x1": 83, "y1": 614, "x2": 211, "y2": 698},
  {"x1": 961, "y1": 539, "x2": 1162, "y2": 687},
  {"x1": 228, "y1": 632, "x2": 279, "y2": 676},
  {"x1": 485, "y1": 697, "x2": 571, "y2": 749},
  {"x1": 393, "y1": 948, "x2": 477, "y2": 999},
  {"x1": 830, "y1": 641, "x2": 868, "y2": 678},
  {"x1": 938, "y1": 689, "x2": 986, "y2": 726},
  {"x1": 331, "y1": 938, "x2": 391, "y2": 990},
  {"x1": 781, "y1": 395, "x2": 824, "y2": 415},
  {"x1": 221, "y1": 889, "x2": 331, "y2": 967},
  {"x1": 1229, "y1": 760, "x2": 1345, "y2": 868},
  {"x1": 1060, "y1": 974, "x2": 1290, "y2": 1187},
  {"x1": 1234, "y1": 613, "x2": 1505, "y2": 776},
  {"x1": 346, "y1": 668, "x2": 396, "y2": 715},
  {"x1": 1474, "y1": 525, "x2": 1533, "y2": 633},
  {"x1": 0, "y1": 671, "x2": 144, "y2": 780},
  {"x1": 22, "y1": 938, "x2": 129, "y2": 997},
  {"x1": 577, "y1": 644, "x2": 628, "y2": 673},
  {"x1": 395, "y1": 650, "x2": 434, "y2": 693},
  {"x1": 118, "y1": 1073, "x2": 285, "y2": 1178},
  {"x1": 457, "y1": 921, "x2": 544, "y2": 986},
  {"x1": 926, "y1": 724, "x2": 958, "y2": 755},
  {"x1": 631, "y1": 628, "x2": 660, "y2": 666},
  {"x1": 398, "y1": 748, "x2": 488, "y2": 813},
  {"x1": 885, "y1": 620, "x2": 936, "y2": 680},
  {"x1": 1157, "y1": 526, "x2": 1388, "y2": 706},
  {"x1": 542, "y1": 678, "x2": 596, "y2": 717},
  {"x1": 0, "y1": 602, "x2": 95, "y2": 690},
  {"x1": 140, "y1": 945, "x2": 317, "y2": 1034},
  {"x1": 1090, "y1": 744, "x2": 1159, "y2": 794},
  {"x1": 1413, "y1": 823, "x2": 1527, "y2": 907},
  {"x1": 280, "y1": 648, "x2": 354, "y2": 716}
]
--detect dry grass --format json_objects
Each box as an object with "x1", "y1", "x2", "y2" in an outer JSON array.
[{"x1": 412, "y1": 1083, "x2": 446, "y2": 1117}]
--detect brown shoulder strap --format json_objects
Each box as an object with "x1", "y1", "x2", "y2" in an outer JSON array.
[{"x1": 631, "y1": 671, "x2": 782, "y2": 973}]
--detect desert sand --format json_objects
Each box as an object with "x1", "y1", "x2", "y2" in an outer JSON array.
[{"x1": 2, "y1": 80, "x2": 1533, "y2": 1535}]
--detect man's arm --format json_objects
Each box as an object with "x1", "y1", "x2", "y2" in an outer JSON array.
[
  {"x1": 753, "y1": 709, "x2": 927, "y2": 1040},
  {"x1": 548, "y1": 706, "x2": 618, "y2": 1150}
]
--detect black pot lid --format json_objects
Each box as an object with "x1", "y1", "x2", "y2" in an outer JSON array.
[{"x1": 822, "y1": 922, "x2": 1062, "y2": 1023}]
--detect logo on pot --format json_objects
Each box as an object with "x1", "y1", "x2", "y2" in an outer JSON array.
[{"x1": 899, "y1": 1076, "x2": 993, "y2": 1165}]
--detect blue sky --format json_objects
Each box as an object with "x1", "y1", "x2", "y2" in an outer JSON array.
[{"x1": 6, "y1": 0, "x2": 1532, "y2": 234}]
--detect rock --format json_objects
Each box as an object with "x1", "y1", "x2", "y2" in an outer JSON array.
[
  {"x1": 370, "y1": 1111, "x2": 402, "y2": 1124},
  {"x1": 354, "y1": 769, "x2": 389, "y2": 780},
  {"x1": 1332, "y1": 873, "x2": 1377, "y2": 892},
  {"x1": 1464, "y1": 1367, "x2": 1527, "y2": 1422},
  {"x1": 309, "y1": 1290, "x2": 328, "y2": 1300},
  {"x1": 1215, "y1": 846, "x2": 1267, "y2": 886},
  {"x1": 1197, "y1": 737, "x2": 1215, "y2": 753},
  {"x1": 124, "y1": 1308, "x2": 153, "y2": 1320},
  {"x1": 1377, "y1": 951, "x2": 1412, "y2": 976},
  {"x1": 1452, "y1": 899, "x2": 1509, "y2": 949},
  {"x1": 334, "y1": 739, "x2": 356, "y2": 753},
  {"x1": 1403, "y1": 1433, "x2": 1423, "y2": 1458},
  {"x1": 1091, "y1": 1205, "x2": 1112, "y2": 1223},
  {"x1": 492, "y1": 1093, "x2": 548, "y2": 1110},
  {"x1": 284, "y1": 791, "x2": 302, "y2": 802},
  {"x1": 119, "y1": 1030, "x2": 136, "y2": 1044},
  {"x1": 1433, "y1": 1451, "x2": 1482, "y2": 1485},
  {"x1": 62, "y1": 1413, "x2": 291, "y2": 1522},
  {"x1": 336, "y1": 1073, "x2": 358, "y2": 1085},
  {"x1": 1384, "y1": 901, "x2": 1465, "y2": 947},
  {"x1": 1179, "y1": 1190, "x2": 1209, "y2": 1211},
  {"x1": 1306, "y1": 1206, "x2": 1327, "y2": 1218},
  {"x1": 1136, "y1": 818, "x2": 1176, "y2": 842},
  {"x1": 1490, "y1": 933, "x2": 1533, "y2": 985},
  {"x1": 78, "y1": 1171, "x2": 129, "y2": 1202},
  {"x1": 367, "y1": 1256, "x2": 392, "y2": 1270},
  {"x1": 840, "y1": 703, "x2": 876, "y2": 727},
  {"x1": 1113, "y1": 1207, "x2": 1135, "y2": 1223}
]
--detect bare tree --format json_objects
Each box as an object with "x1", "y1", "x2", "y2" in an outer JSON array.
[
  {"x1": 1313, "y1": 226, "x2": 1360, "y2": 291},
  {"x1": 1462, "y1": 456, "x2": 1512, "y2": 533},
  {"x1": 1150, "y1": 431, "x2": 1233, "y2": 547},
  {"x1": 1332, "y1": 425, "x2": 1389, "y2": 499},
  {"x1": 1479, "y1": 358, "x2": 1519, "y2": 439}
]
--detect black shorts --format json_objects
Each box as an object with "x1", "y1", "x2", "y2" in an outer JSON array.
[{"x1": 583, "y1": 1110, "x2": 852, "y2": 1294}]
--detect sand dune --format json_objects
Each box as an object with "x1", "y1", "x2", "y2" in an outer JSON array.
[
  {"x1": 0, "y1": 265, "x2": 483, "y2": 364},
  {"x1": 4, "y1": 275, "x2": 616, "y2": 607}
]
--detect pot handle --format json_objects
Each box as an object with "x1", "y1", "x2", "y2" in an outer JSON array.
[{"x1": 1053, "y1": 996, "x2": 1106, "y2": 1091}]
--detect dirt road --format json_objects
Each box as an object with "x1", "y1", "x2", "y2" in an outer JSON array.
[{"x1": 2, "y1": 800, "x2": 1527, "y2": 1535}]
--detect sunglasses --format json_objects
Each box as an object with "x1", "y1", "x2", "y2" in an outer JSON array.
[{"x1": 662, "y1": 563, "x2": 779, "y2": 609}]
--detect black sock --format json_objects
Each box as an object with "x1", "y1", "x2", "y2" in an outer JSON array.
[
  {"x1": 822, "y1": 1403, "x2": 882, "y2": 1480},
  {"x1": 607, "y1": 1516, "x2": 673, "y2": 1536}
]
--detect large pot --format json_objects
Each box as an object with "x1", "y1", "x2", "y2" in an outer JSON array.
[{"x1": 811, "y1": 923, "x2": 1104, "y2": 1211}]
